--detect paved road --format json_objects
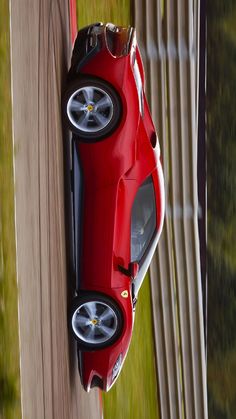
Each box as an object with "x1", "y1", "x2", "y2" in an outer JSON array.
[{"x1": 10, "y1": 1, "x2": 101, "y2": 418}]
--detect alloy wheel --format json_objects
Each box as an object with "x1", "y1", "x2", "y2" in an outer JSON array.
[
  {"x1": 71, "y1": 300, "x2": 119, "y2": 345},
  {"x1": 67, "y1": 86, "x2": 114, "y2": 133}
]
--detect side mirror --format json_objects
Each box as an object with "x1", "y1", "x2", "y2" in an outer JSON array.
[
  {"x1": 118, "y1": 261, "x2": 139, "y2": 279},
  {"x1": 129, "y1": 262, "x2": 139, "y2": 279}
]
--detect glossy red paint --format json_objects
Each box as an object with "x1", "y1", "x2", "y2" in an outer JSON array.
[
  {"x1": 69, "y1": 0, "x2": 77, "y2": 44},
  {"x1": 65, "y1": 24, "x2": 165, "y2": 391}
]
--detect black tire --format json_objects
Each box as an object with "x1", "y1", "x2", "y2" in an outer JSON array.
[
  {"x1": 62, "y1": 77, "x2": 122, "y2": 142},
  {"x1": 69, "y1": 292, "x2": 123, "y2": 350}
]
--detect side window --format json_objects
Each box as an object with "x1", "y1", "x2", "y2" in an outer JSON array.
[{"x1": 131, "y1": 176, "x2": 156, "y2": 263}]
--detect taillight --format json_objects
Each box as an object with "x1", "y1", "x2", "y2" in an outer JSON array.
[{"x1": 105, "y1": 24, "x2": 133, "y2": 57}]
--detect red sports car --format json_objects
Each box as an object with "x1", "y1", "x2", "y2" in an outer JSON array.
[{"x1": 62, "y1": 22, "x2": 165, "y2": 392}]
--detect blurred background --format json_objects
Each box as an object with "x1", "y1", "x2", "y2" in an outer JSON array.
[{"x1": 1, "y1": 0, "x2": 236, "y2": 418}]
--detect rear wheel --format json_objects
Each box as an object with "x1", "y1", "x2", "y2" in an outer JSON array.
[
  {"x1": 62, "y1": 77, "x2": 122, "y2": 141},
  {"x1": 70, "y1": 293, "x2": 123, "y2": 350}
]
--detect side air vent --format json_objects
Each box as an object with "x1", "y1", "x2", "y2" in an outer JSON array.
[{"x1": 150, "y1": 132, "x2": 157, "y2": 148}]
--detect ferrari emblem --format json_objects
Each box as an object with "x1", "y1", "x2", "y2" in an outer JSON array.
[
  {"x1": 86, "y1": 104, "x2": 94, "y2": 112},
  {"x1": 121, "y1": 290, "x2": 129, "y2": 298}
]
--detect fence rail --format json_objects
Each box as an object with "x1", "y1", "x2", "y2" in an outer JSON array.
[{"x1": 134, "y1": 1, "x2": 208, "y2": 418}]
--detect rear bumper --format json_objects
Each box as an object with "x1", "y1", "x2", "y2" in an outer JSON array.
[
  {"x1": 68, "y1": 22, "x2": 135, "y2": 80},
  {"x1": 68, "y1": 23, "x2": 102, "y2": 80}
]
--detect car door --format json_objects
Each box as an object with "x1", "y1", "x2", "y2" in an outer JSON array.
[{"x1": 130, "y1": 174, "x2": 158, "y2": 298}]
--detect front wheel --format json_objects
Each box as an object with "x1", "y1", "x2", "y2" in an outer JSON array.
[
  {"x1": 62, "y1": 77, "x2": 122, "y2": 141},
  {"x1": 70, "y1": 293, "x2": 123, "y2": 350}
]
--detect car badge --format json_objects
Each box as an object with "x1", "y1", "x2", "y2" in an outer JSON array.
[{"x1": 121, "y1": 290, "x2": 129, "y2": 298}]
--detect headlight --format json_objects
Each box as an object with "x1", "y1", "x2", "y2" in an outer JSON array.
[{"x1": 112, "y1": 354, "x2": 123, "y2": 381}]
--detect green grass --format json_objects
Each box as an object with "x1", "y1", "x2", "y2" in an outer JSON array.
[
  {"x1": 103, "y1": 275, "x2": 160, "y2": 419},
  {"x1": 0, "y1": 1, "x2": 21, "y2": 418},
  {"x1": 222, "y1": 6, "x2": 236, "y2": 45},
  {"x1": 207, "y1": 1, "x2": 236, "y2": 417},
  {"x1": 208, "y1": 349, "x2": 236, "y2": 417},
  {"x1": 161, "y1": 0, "x2": 165, "y2": 18},
  {"x1": 76, "y1": 0, "x2": 132, "y2": 29}
]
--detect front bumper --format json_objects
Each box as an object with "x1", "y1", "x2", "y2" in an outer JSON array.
[
  {"x1": 77, "y1": 338, "x2": 126, "y2": 392},
  {"x1": 78, "y1": 349, "x2": 107, "y2": 392}
]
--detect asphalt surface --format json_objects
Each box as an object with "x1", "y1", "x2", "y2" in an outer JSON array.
[{"x1": 10, "y1": 1, "x2": 101, "y2": 418}]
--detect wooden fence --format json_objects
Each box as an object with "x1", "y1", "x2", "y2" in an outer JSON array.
[{"x1": 134, "y1": 1, "x2": 208, "y2": 418}]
